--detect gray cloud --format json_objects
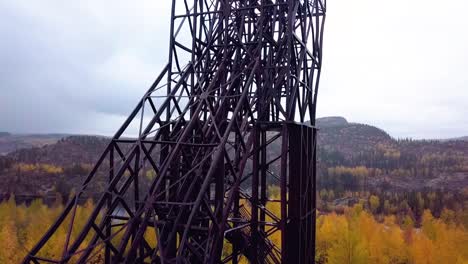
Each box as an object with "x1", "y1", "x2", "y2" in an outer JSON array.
[
  {"x1": 0, "y1": 0, "x2": 467, "y2": 139},
  {"x1": 318, "y1": 0, "x2": 468, "y2": 139},
  {"x1": 0, "y1": 1, "x2": 171, "y2": 135}
]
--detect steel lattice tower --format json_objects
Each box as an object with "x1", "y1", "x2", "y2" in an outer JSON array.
[{"x1": 24, "y1": 0, "x2": 326, "y2": 263}]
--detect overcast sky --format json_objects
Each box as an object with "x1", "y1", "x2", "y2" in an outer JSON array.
[{"x1": 0, "y1": 0, "x2": 467, "y2": 139}]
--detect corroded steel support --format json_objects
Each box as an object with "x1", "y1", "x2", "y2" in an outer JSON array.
[{"x1": 24, "y1": 0, "x2": 326, "y2": 263}]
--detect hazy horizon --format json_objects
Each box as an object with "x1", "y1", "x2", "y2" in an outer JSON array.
[{"x1": 1, "y1": 115, "x2": 466, "y2": 141}]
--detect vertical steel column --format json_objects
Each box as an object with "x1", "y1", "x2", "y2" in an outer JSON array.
[
  {"x1": 105, "y1": 144, "x2": 114, "y2": 264},
  {"x1": 251, "y1": 126, "x2": 260, "y2": 262}
]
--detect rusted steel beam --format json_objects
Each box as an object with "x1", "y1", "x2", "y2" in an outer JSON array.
[{"x1": 23, "y1": 1, "x2": 326, "y2": 263}]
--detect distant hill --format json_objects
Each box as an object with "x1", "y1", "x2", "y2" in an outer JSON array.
[
  {"x1": 0, "y1": 118, "x2": 467, "y2": 198},
  {"x1": 443, "y1": 136, "x2": 468, "y2": 142},
  {"x1": 316, "y1": 116, "x2": 349, "y2": 127},
  {"x1": 0, "y1": 133, "x2": 70, "y2": 155},
  {"x1": 0, "y1": 132, "x2": 12, "y2": 137},
  {"x1": 315, "y1": 117, "x2": 468, "y2": 192},
  {"x1": 0, "y1": 136, "x2": 110, "y2": 198},
  {"x1": 8, "y1": 135, "x2": 109, "y2": 166},
  {"x1": 317, "y1": 117, "x2": 393, "y2": 156}
]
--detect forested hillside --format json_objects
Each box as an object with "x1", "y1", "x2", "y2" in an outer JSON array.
[
  {"x1": 0, "y1": 133, "x2": 67, "y2": 155},
  {"x1": 316, "y1": 117, "x2": 468, "y2": 226},
  {"x1": 0, "y1": 136, "x2": 110, "y2": 201},
  {"x1": 0, "y1": 118, "x2": 467, "y2": 212},
  {"x1": 0, "y1": 117, "x2": 467, "y2": 263},
  {"x1": 318, "y1": 117, "x2": 468, "y2": 191}
]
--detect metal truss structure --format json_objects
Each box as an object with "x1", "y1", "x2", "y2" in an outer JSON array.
[{"x1": 24, "y1": 0, "x2": 326, "y2": 263}]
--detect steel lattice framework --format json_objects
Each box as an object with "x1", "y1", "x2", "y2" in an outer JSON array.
[{"x1": 24, "y1": 0, "x2": 326, "y2": 263}]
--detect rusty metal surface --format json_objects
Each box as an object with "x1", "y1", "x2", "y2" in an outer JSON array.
[{"x1": 23, "y1": 1, "x2": 326, "y2": 263}]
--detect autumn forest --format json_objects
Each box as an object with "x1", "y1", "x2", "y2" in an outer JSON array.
[{"x1": 0, "y1": 118, "x2": 467, "y2": 263}]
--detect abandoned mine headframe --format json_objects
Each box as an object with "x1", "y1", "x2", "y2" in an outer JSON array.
[{"x1": 24, "y1": 0, "x2": 326, "y2": 263}]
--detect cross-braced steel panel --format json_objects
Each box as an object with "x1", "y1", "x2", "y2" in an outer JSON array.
[{"x1": 23, "y1": 0, "x2": 326, "y2": 263}]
